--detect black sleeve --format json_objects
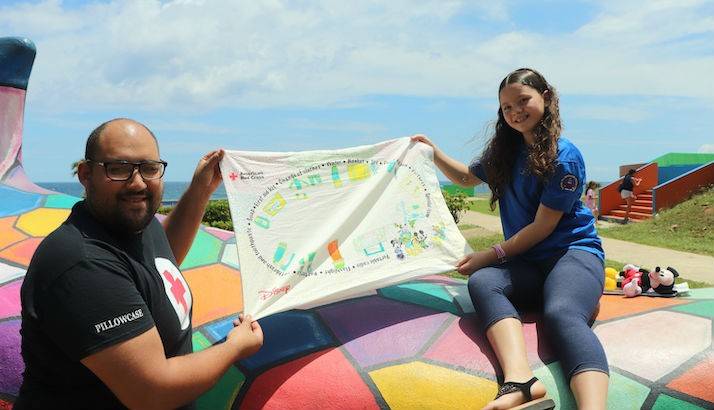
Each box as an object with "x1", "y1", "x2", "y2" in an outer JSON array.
[{"x1": 38, "y1": 259, "x2": 156, "y2": 360}]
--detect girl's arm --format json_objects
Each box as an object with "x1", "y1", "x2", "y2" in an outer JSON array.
[
  {"x1": 411, "y1": 135, "x2": 482, "y2": 187},
  {"x1": 456, "y1": 204, "x2": 563, "y2": 275}
]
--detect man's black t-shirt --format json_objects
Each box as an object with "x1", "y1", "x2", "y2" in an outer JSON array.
[{"x1": 16, "y1": 202, "x2": 194, "y2": 409}]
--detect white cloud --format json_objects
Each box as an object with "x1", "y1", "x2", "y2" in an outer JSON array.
[
  {"x1": 1, "y1": 0, "x2": 712, "y2": 113},
  {"x1": 698, "y1": 144, "x2": 714, "y2": 153}
]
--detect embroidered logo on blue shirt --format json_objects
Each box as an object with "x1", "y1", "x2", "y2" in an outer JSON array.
[{"x1": 560, "y1": 174, "x2": 578, "y2": 191}]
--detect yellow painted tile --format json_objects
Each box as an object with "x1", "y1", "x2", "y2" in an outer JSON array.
[
  {"x1": 16, "y1": 208, "x2": 70, "y2": 237},
  {"x1": 369, "y1": 361, "x2": 497, "y2": 409}
]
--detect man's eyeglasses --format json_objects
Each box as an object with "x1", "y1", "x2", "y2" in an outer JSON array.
[{"x1": 85, "y1": 159, "x2": 168, "y2": 181}]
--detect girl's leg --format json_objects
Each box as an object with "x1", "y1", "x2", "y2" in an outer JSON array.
[
  {"x1": 468, "y1": 260, "x2": 548, "y2": 409},
  {"x1": 542, "y1": 249, "x2": 608, "y2": 409},
  {"x1": 571, "y1": 371, "x2": 609, "y2": 410},
  {"x1": 624, "y1": 196, "x2": 633, "y2": 222}
]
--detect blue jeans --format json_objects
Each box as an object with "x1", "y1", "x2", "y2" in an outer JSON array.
[{"x1": 467, "y1": 248, "x2": 608, "y2": 380}]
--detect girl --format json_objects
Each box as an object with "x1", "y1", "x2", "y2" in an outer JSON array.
[
  {"x1": 585, "y1": 180, "x2": 600, "y2": 221},
  {"x1": 619, "y1": 169, "x2": 641, "y2": 223},
  {"x1": 412, "y1": 68, "x2": 607, "y2": 410}
]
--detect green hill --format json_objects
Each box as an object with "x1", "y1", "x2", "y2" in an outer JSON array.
[{"x1": 598, "y1": 186, "x2": 714, "y2": 257}]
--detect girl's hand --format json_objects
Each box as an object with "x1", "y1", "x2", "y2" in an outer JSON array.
[
  {"x1": 410, "y1": 134, "x2": 436, "y2": 149},
  {"x1": 455, "y1": 250, "x2": 493, "y2": 276}
]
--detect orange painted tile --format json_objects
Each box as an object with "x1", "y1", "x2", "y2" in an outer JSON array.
[
  {"x1": 0, "y1": 237, "x2": 42, "y2": 267},
  {"x1": 667, "y1": 352, "x2": 714, "y2": 403},
  {"x1": 183, "y1": 263, "x2": 243, "y2": 327},
  {"x1": 0, "y1": 216, "x2": 27, "y2": 250},
  {"x1": 596, "y1": 294, "x2": 688, "y2": 321}
]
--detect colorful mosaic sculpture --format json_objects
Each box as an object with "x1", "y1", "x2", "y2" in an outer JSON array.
[{"x1": 2, "y1": 37, "x2": 714, "y2": 409}]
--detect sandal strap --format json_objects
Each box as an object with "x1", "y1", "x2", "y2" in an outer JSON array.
[{"x1": 495, "y1": 377, "x2": 538, "y2": 401}]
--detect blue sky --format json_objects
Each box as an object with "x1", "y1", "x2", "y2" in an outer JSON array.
[{"x1": 2, "y1": 0, "x2": 713, "y2": 183}]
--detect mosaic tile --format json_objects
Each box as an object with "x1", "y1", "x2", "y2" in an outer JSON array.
[
  {"x1": 183, "y1": 264, "x2": 243, "y2": 327},
  {"x1": 0, "y1": 185, "x2": 42, "y2": 217},
  {"x1": 220, "y1": 243, "x2": 240, "y2": 269},
  {"x1": 180, "y1": 229, "x2": 223, "y2": 270},
  {"x1": 380, "y1": 281, "x2": 460, "y2": 314},
  {"x1": 318, "y1": 295, "x2": 449, "y2": 368},
  {"x1": 667, "y1": 351, "x2": 714, "y2": 405},
  {"x1": 238, "y1": 310, "x2": 334, "y2": 372},
  {"x1": 596, "y1": 294, "x2": 687, "y2": 321},
  {"x1": 595, "y1": 311, "x2": 711, "y2": 381},
  {"x1": 370, "y1": 361, "x2": 497, "y2": 409},
  {"x1": 197, "y1": 366, "x2": 244, "y2": 410},
  {"x1": 652, "y1": 394, "x2": 707, "y2": 410},
  {"x1": 16, "y1": 208, "x2": 70, "y2": 237},
  {"x1": 0, "y1": 237, "x2": 42, "y2": 268},
  {"x1": 0, "y1": 319, "x2": 22, "y2": 396},
  {"x1": 0, "y1": 216, "x2": 26, "y2": 249},
  {"x1": 0, "y1": 262, "x2": 24, "y2": 285},
  {"x1": 0, "y1": 280, "x2": 21, "y2": 319},
  {"x1": 43, "y1": 194, "x2": 80, "y2": 209},
  {"x1": 671, "y1": 300, "x2": 714, "y2": 319},
  {"x1": 241, "y1": 349, "x2": 377, "y2": 410}
]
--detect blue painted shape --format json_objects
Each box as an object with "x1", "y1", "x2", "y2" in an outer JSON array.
[
  {"x1": 659, "y1": 165, "x2": 700, "y2": 184},
  {"x1": 0, "y1": 185, "x2": 43, "y2": 217},
  {"x1": 203, "y1": 315, "x2": 239, "y2": 342},
  {"x1": 238, "y1": 310, "x2": 334, "y2": 372},
  {"x1": 0, "y1": 37, "x2": 36, "y2": 90}
]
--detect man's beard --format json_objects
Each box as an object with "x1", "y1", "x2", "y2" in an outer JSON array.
[{"x1": 86, "y1": 186, "x2": 162, "y2": 234}]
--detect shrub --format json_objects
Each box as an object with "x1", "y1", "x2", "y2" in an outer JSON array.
[
  {"x1": 157, "y1": 200, "x2": 234, "y2": 231},
  {"x1": 443, "y1": 190, "x2": 468, "y2": 224}
]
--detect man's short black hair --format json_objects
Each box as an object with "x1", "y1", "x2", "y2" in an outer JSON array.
[{"x1": 84, "y1": 118, "x2": 158, "y2": 160}]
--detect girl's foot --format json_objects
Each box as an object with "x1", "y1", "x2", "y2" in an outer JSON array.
[{"x1": 483, "y1": 377, "x2": 548, "y2": 410}]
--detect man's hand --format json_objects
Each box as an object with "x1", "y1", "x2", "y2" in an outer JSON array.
[
  {"x1": 228, "y1": 314, "x2": 264, "y2": 359},
  {"x1": 190, "y1": 149, "x2": 225, "y2": 196}
]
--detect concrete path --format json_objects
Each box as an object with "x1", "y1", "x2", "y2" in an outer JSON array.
[{"x1": 459, "y1": 210, "x2": 714, "y2": 284}]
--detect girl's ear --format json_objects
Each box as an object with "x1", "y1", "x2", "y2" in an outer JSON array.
[{"x1": 542, "y1": 89, "x2": 551, "y2": 106}]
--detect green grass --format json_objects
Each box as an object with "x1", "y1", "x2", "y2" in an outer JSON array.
[
  {"x1": 599, "y1": 186, "x2": 714, "y2": 257},
  {"x1": 467, "y1": 199, "x2": 500, "y2": 216},
  {"x1": 457, "y1": 223, "x2": 478, "y2": 230}
]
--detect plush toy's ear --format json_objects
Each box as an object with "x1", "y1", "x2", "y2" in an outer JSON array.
[
  {"x1": 667, "y1": 267, "x2": 680, "y2": 278},
  {"x1": 639, "y1": 268, "x2": 650, "y2": 274}
]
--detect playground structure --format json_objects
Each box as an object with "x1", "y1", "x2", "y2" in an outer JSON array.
[
  {"x1": 2, "y1": 37, "x2": 714, "y2": 409},
  {"x1": 599, "y1": 154, "x2": 714, "y2": 223}
]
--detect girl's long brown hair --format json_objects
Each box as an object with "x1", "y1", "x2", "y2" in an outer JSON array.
[{"x1": 481, "y1": 68, "x2": 562, "y2": 210}]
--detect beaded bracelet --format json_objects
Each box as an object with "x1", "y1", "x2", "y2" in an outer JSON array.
[{"x1": 492, "y1": 243, "x2": 507, "y2": 264}]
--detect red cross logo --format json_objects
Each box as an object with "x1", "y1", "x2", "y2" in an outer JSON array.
[
  {"x1": 162, "y1": 270, "x2": 188, "y2": 314},
  {"x1": 229, "y1": 172, "x2": 238, "y2": 181}
]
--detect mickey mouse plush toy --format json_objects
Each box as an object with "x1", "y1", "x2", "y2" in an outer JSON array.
[
  {"x1": 647, "y1": 266, "x2": 680, "y2": 295},
  {"x1": 619, "y1": 264, "x2": 680, "y2": 297}
]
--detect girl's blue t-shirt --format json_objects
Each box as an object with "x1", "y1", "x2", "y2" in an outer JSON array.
[{"x1": 469, "y1": 137, "x2": 604, "y2": 262}]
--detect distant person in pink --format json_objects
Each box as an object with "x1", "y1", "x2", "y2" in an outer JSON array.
[{"x1": 584, "y1": 181, "x2": 600, "y2": 221}]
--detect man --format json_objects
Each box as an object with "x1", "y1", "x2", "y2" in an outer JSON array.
[{"x1": 17, "y1": 118, "x2": 263, "y2": 409}]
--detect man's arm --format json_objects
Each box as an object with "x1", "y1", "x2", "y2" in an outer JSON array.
[
  {"x1": 81, "y1": 315, "x2": 262, "y2": 410},
  {"x1": 163, "y1": 150, "x2": 224, "y2": 265}
]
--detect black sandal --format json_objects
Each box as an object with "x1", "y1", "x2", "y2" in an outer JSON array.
[{"x1": 495, "y1": 377, "x2": 556, "y2": 410}]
